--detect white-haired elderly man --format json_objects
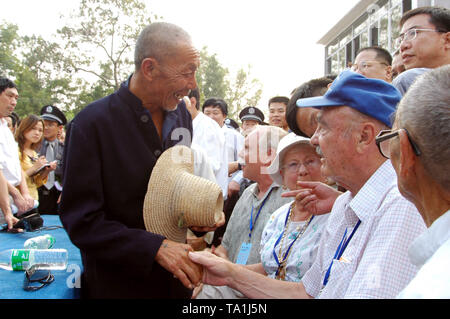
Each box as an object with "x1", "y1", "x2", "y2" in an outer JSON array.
[
  {"x1": 189, "y1": 70, "x2": 426, "y2": 299},
  {"x1": 376, "y1": 65, "x2": 450, "y2": 298}
]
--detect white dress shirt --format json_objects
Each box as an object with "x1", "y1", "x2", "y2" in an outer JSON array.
[
  {"x1": 301, "y1": 160, "x2": 427, "y2": 299},
  {"x1": 222, "y1": 125, "x2": 244, "y2": 182},
  {"x1": 397, "y1": 210, "x2": 450, "y2": 298},
  {"x1": 192, "y1": 112, "x2": 228, "y2": 199},
  {"x1": 0, "y1": 118, "x2": 22, "y2": 186}
]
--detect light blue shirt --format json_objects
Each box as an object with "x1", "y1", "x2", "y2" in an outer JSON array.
[{"x1": 260, "y1": 202, "x2": 329, "y2": 282}]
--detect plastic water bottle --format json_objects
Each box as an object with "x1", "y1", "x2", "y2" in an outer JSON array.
[
  {"x1": 0, "y1": 249, "x2": 68, "y2": 271},
  {"x1": 24, "y1": 234, "x2": 55, "y2": 249}
]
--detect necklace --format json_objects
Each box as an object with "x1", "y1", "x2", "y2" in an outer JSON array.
[{"x1": 275, "y1": 202, "x2": 313, "y2": 280}]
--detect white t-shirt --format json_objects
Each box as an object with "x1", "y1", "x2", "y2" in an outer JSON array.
[
  {"x1": 222, "y1": 125, "x2": 244, "y2": 163},
  {"x1": 0, "y1": 118, "x2": 22, "y2": 186},
  {"x1": 222, "y1": 125, "x2": 244, "y2": 183}
]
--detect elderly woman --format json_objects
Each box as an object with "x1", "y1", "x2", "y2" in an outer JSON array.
[
  {"x1": 375, "y1": 66, "x2": 450, "y2": 298},
  {"x1": 258, "y1": 133, "x2": 330, "y2": 281},
  {"x1": 193, "y1": 133, "x2": 330, "y2": 298}
]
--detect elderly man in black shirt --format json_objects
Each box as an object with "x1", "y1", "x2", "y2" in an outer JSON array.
[{"x1": 60, "y1": 22, "x2": 221, "y2": 298}]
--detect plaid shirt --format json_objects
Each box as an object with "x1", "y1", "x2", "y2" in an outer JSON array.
[{"x1": 301, "y1": 160, "x2": 426, "y2": 299}]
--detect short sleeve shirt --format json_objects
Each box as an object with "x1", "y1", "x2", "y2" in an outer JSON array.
[
  {"x1": 260, "y1": 202, "x2": 329, "y2": 282},
  {"x1": 221, "y1": 183, "x2": 291, "y2": 264}
]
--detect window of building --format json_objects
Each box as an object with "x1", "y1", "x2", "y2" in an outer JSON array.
[{"x1": 323, "y1": 0, "x2": 413, "y2": 74}]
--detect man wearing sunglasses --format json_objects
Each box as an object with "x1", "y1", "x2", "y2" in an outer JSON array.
[{"x1": 377, "y1": 66, "x2": 450, "y2": 298}]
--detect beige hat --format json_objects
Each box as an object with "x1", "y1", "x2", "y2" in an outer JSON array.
[
  {"x1": 267, "y1": 132, "x2": 311, "y2": 186},
  {"x1": 143, "y1": 145, "x2": 223, "y2": 243}
]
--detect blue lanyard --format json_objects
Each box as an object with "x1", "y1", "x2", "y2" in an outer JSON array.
[
  {"x1": 272, "y1": 206, "x2": 314, "y2": 275},
  {"x1": 249, "y1": 189, "x2": 273, "y2": 239},
  {"x1": 322, "y1": 219, "x2": 361, "y2": 287}
]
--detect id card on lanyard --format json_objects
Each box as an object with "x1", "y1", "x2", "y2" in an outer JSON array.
[
  {"x1": 322, "y1": 219, "x2": 361, "y2": 289},
  {"x1": 235, "y1": 189, "x2": 273, "y2": 265}
]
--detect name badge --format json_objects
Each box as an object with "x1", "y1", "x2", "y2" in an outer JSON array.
[{"x1": 236, "y1": 242, "x2": 252, "y2": 265}]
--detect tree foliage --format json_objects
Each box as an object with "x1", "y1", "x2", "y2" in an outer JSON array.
[
  {"x1": 226, "y1": 65, "x2": 263, "y2": 121},
  {"x1": 196, "y1": 47, "x2": 230, "y2": 104},
  {"x1": 1, "y1": 0, "x2": 262, "y2": 122},
  {"x1": 57, "y1": 0, "x2": 157, "y2": 91},
  {"x1": 0, "y1": 22, "x2": 75, "y2": 117},
  {"x1": 196, "y1": 47, "x2": 262, "y2": 122}
]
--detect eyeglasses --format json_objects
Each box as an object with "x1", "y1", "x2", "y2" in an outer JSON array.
[
  {"x1": 395, "y1": 28, "x2": 446, "y2": 48},
  {"x1": 351, "y1": 61, "x2": 388, "y2": 72},
  {"x1": 23, "y1": 265, "x2": 55, "y2": 291},
  {"x1": 282, "y1": 159, "x2": 320, "y2": 173},
  {"x1": 375, "y1": 128, "x2": 421, "y2": 159}
]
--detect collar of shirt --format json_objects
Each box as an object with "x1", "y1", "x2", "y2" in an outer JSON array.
[
  {"x1": 119, "y1": 75, "x2": 184, "y2": 146},
  {"x1": 250, "y1": 182, "x2": 279, "y2": 202},
  {"x1": 408, "y1": 209, "x2": 450, "y2": 268},
  {"x1": 348, "y1": 160, "x2": 396, "y2": 223}
]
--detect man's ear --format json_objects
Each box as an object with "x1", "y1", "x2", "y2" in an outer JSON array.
[
  {"x1": 261, "y1": 147, "x2": 276, "y2": 167},
  {"x1": 141, "y1": 57, "x2": 158, "y2": 81},
  {"x1": 442, "y1": 31, "x2": 450, "y2": 51},
  {"x1": 397, "y1": 129, "x2": 417, "y2": 180},
  {"x1": 385, "y1": 65, "x2": 393, "y2": 82},
  {"x1": 356, "y1": 122, "x2": 376, "y2": 154}
]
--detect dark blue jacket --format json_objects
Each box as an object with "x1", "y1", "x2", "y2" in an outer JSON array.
[{"x1": 60, "y1": 80, "x2": 193, "y2": 298}]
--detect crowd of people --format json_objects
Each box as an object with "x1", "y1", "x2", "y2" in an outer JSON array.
[{"x1": 0, "y1": 6, "x2": 449, "y2": 299}]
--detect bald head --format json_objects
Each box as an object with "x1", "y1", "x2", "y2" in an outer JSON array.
[{"x1": 134, "y1": 22, "x2": 193, "y2": 71}]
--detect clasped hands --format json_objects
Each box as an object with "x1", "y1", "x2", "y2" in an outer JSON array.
[
  {"x1": 160, "y1": 181, "x2": 341, "y2": 293},
  {"x1": 155, "y1": 211, "x2": 225, "y2": 290},
  {"x1": 186, "y1": 181, "x2": 343, "y2": 293}
]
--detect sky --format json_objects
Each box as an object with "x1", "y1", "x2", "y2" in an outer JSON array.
[{"x1": 0, "y1": 0, "x2": 361, "y2": 112}]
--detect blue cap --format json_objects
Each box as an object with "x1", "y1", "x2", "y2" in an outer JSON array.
[{"x1": 296, "y1": 70, "x2": 401, "y2": 128}]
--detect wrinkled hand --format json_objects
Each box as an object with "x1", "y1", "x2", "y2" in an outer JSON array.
[
  {"x1": 281, "y1": 181, "x2": 341, "y2": 215},
  {"x1": 190, "y1": 211, "x2": 225, "y2": 233},
  {"x1": 22, "y1": 194, "x2": 35, "y2": 211},
  {"x1": 191, "y1": 282, "x2": 204, "y2": 299},
  {"x1": 13, "y1": 193, "x2": 34, "y2": 214},
  {"x1": 187, "y1": 233, "x2": 207, "y2": 252},
  {"x1": 155, "y1": 239, "x2": 203, "y2": 289},
  {"x1": 189, "y1": 250, "x2": 234, "y2": 287},
  {"x1": 211, "y1": 244, "x2": 229, "y2": 260}
]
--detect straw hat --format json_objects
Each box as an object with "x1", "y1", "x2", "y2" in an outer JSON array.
[
  {"x1": 267, "y1": 132, "x2": 311, "y2": 186},
  {"x1": 143, "y1": 145, "x2": 223, "y2": 243}
]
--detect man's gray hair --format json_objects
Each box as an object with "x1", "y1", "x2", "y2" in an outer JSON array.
[
  {"x1": 134, "y1": 22, "x2": 192, "y2": 70},
  {"x1": 396, "y1": 65, "x2": 450, "y2": 190}
]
